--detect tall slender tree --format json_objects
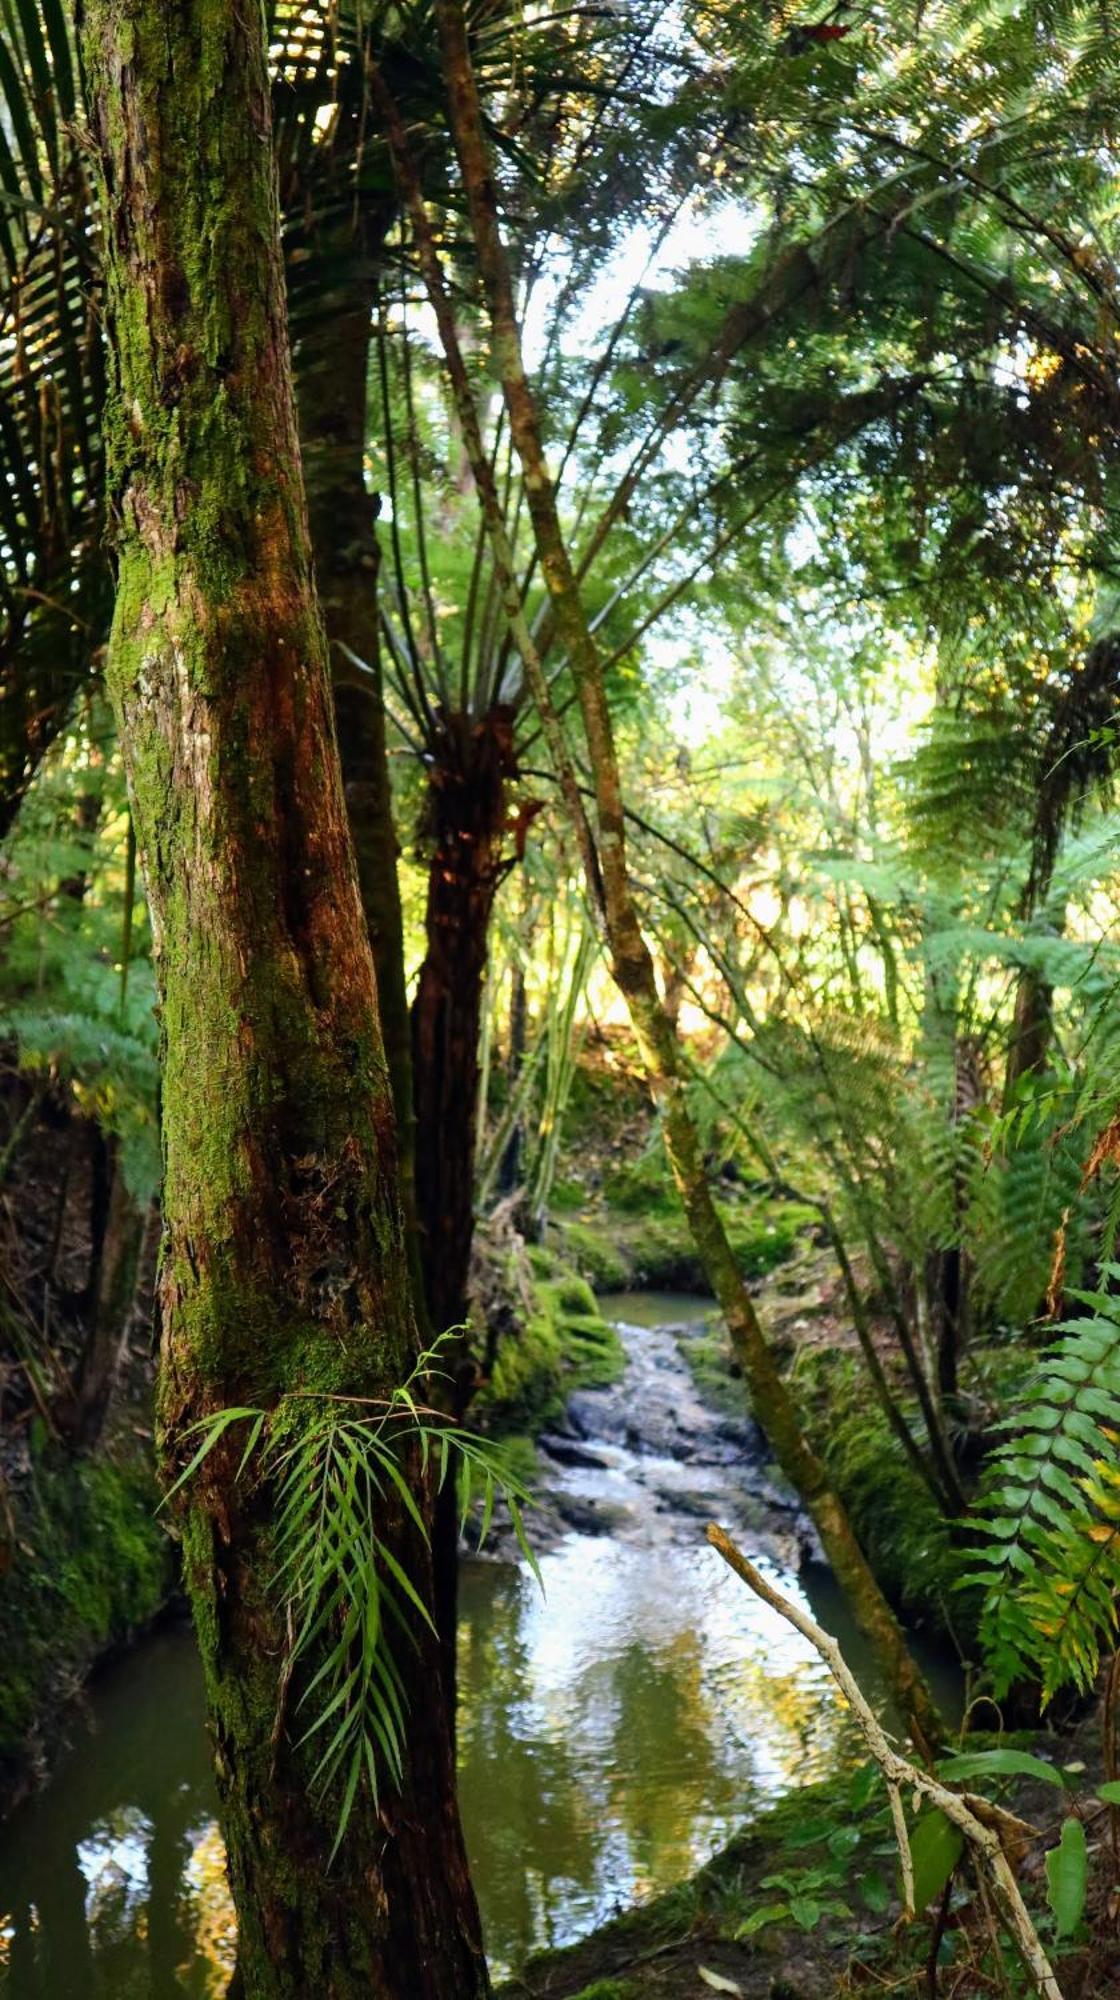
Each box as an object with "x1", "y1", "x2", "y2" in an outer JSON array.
[{"x1": 77, "y1": 3, "x2": 489, "y2": 1993}]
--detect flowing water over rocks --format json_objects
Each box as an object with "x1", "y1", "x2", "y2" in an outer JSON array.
[
  {"x1": 0, "y1": 1293, "x2": 951, "y2": 1993},
  {"x1": 525, "y1": 1299, "x2": 815, "y2": 1561}
]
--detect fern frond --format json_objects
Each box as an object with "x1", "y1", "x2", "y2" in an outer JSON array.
[
  {"x1": 173, "y1": 1348, "x2": 535, "y2": 1854},
  {"x1": 968, "y1": 1271, "x2": 1120, "y2": 1701}
]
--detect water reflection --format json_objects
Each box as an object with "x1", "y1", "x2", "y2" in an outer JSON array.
[
  {"x1": 457, "y1": 1535, "x2": 857, "y2": 1975},
  {"x1": 0, "y1": 1542, "x2": 864, "y2": 1993},
  {"x1": 0, "y1": 1631, "x2": 234, "y2": 1998}
]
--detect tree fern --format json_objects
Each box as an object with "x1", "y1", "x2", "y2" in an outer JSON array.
[{"x1": 968, "y1": 1270, "x2": 1120, "y2": 1702}]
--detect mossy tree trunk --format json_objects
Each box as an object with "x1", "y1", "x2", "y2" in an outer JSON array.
[
  {"x1": 420, "y1": 0, "x2": 943, "y2": 1754},
  {"x1": 78, "y1": 5, "x2": 489, "y2": 1994},
  {"x1": 411, "y1": 706, "x2": 517, "y2": 1343}
]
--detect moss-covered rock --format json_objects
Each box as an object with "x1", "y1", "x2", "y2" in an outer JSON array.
[
  {"x1": 474, "y1": 1249, "x2": 625, "y2": 1435},
  {"x1": 547, "y1": 1219, "x2": 630, "y2": 1291},
  {"x1": 0, "y1": 1446, "x2": 174, "y2": 1809}
]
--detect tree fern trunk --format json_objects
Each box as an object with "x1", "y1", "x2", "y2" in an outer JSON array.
[{"x1": 78, "y1": 5, "x2": 489, "y2": 1992}]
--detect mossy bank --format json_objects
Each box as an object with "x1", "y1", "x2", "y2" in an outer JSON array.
[{"x1": 0, "y1": 1445, "x2": 174, "y2": 1813}]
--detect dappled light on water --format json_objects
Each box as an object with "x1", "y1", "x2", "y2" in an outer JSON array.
[{"x1": 457, "y1": 1533, "x2": 857, "y2": 1976}]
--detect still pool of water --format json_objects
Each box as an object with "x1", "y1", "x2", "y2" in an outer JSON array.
[{"x1": 0, "y1": 1296, "x2": 959, "y2": 1993}]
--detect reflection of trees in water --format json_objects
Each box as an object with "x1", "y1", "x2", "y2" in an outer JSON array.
[
  {"x1": 0, "y1": 1556, "x2": 891, "y2": 1995},
  {"x1": 598, "y1": 1634, "x2": 727, "y2": 1892},
  {"x1": 0, "y1": 1792, "x2": 230, "y2": 1999},
  {"x1": 457, "y1": 1565, "x2": 601, "y2": 1970},
  {"x1": 0, "y1": 1636, "x2": 231, "y2": 1999},
  {"x1": 454, "y1": 1558, "x2": 835, "y2": 1976}
]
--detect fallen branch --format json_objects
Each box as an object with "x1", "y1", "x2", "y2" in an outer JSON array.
[{"x1": 706, "y1": 1523, "x2": 1063, "y2": 2000}]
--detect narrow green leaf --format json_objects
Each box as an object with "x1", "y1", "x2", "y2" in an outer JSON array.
[
  {"x1": 1046, "y1": 1816, "x2": 1087, "y2": 1939},
  {"x1": 938, "y1": 1748, "x2": 1064, "y2": 1788},
  {"x1": 908, "y1": 1810, "x2": 964, "y2": 1915},
  {"x1": 162, "y1": 1407, "x2": 262, "y2": 1504}
]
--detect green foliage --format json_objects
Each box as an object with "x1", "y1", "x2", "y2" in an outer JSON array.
[
  {"x1": 969, "y1": 1270, "x2": 1120, "y2": 1701},
  {"x1": 602, "y1": 1148, "x2": 679, "y2": 1215},
  {"x1": 174, "y1": 1336, "x2": 537, "y2": 1853},
  {"x1": 1, "y1": 718, "x2": 160, "y2": 1197},
  {"x1": 0, "y1": 1452, "x2": 173, "y2": 1791},
  {"x1": 907, "y1": 1809, "x2": 963, "y2": 1915},
  {"x1": 937, "y1": 1748, "x2": 1064, "y2": 1789},
  {"x1": 796, "y1": 1351, "x2": 967, "y2": 1638},
  {"x1": 1046, "y1": 1817, "x2": 1088, "y2": 1940},
  {"x1": 968, "y1": 1086, "x2": 1089, "y2": 1327},
  {"x1": 718, "y1": 1760, "x2": 893, "y2": 1950}
]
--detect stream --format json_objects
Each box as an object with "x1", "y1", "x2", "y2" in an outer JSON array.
[{"x1": 0, "y1": 1294, "x2": 959, "y2": 1994}]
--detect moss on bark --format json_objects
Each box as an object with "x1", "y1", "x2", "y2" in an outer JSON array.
[{"x1": 78, "y1": 4, "x2": 489, "y2": 1991}]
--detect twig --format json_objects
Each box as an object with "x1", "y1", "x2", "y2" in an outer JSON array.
[{"x1": 706, "y1": 1524, "x2": 1064, "y2": 2000}]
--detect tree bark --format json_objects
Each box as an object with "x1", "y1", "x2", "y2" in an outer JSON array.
[
  {"x1": 424, "y1": 0, "x2": 944, "y2": 1754},
  {"x1": 294, "y1": 218, "x2": 521, "y2": 1703},
  {"x1": 78, "y1": 6, "x2": 489, "y2": 1995},
  {"x1": 411, "y1": 706, "x2": 517, "y2": 1343},
  {"x1": 292, "y1": 234, "x2": 425, "y2": 1317},
  {"x1": 68, "y1": 1133, "x2": 146, "y2": 1450},
  {"x1": 1003, "y1": 966, "x2": 1055, "y2": 1100}
]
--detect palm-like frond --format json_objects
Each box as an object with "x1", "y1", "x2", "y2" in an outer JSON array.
[{"x1": 0, "y1": 0, "x2": 107, "y2": 831}]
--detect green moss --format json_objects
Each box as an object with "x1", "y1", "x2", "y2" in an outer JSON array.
[
  {"x1": 602, "y1": 1149, "x2": 678, "y2": 1215},
  {"x1": 555, "y1": 1196, "x2": 814, "y2": 1296},
  {"x1": 0, "y1": 1449, "x2": 174, "y2": 1798},
  {"x1": 570, "y1": 1982, "x2": 636, "y2": 2000},
  {"x1": 677, "y1": 1323, "x2": 745, "y2": 1418},
  {"x1": 476, "y1": 1260, "x2": 625, "y2": 1433},
  {"x1": 548, "y1": 1177, "x2": 587, "y2": 1213},
  {"x1": 553, "y1": 1218, "x2": 630, "y2": 1291},
  {"x1": 548, "y1": 1271, "x2": 601, "y2": 1317},
  {"x1": 483, "y1": 1303, "x2": 566, "y2": 1429}
]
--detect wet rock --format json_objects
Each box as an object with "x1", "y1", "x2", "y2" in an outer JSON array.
[
  {"x1": 554, "y1": 1494, "x2": 634, "y2": 1537},
  {"x1": 539, "y1": 1433, "x2": 614, "y2": 1470},
  {"x1": 567, "y1": 1389, "x2": 627, "y2": 1441}
]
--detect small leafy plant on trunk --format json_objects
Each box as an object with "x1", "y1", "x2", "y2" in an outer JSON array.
[{"x1": 171, "y1": 1332, "x2": 535, "y2": 1855}]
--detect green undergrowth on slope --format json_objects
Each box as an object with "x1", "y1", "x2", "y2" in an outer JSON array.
[
  {"x1": 0, "y1": 1445, "x2": 174, "y2": 1806},
  {"x1": 553, "y1": 1188, "x2": 817, "y2": 1295},
  {"x1": 498, "y1": 1733, "x2": 1108, "y2": 1998}
]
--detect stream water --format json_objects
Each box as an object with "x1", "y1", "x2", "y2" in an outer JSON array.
[{"x1": 0, "y1": 1294, "x2": 959, "y2": 1994}]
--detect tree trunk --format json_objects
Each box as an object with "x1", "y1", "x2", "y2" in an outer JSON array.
[
  {"x1": 1003, "y1": 967, "x2": 1054, "y2": 1101},
  {"x1": 410, "y1": 706, "x2": 516, "y2": 1711},
  {"x1": 295, "y1": 227, "x2": 518, "y2": 1702},
  {"x1": 411, "y1": 707, "x2": 516, "y2": 1344},
  {"x1": 421, "y1": 0, "x2": 943, "y2": 1753},
  {"x1": 292, "y1": 225, "x2": 422, "y2": 1304},
  {"x1": 500, "y1": 959, "x2": 528, "y2": 1196},
  {"x1": 78, "y1": 6, "x2": 489, "y2": 1995},
  {"x1": 68, "y1": 1133, "x2": 146, "y2": 1449}
]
